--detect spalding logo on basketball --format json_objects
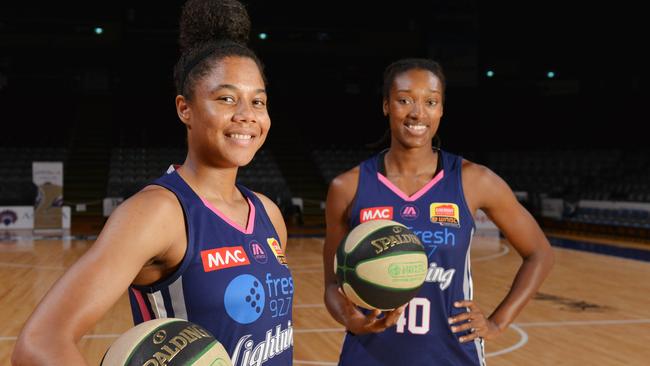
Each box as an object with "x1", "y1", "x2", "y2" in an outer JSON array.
[
  {"x1": 335, "y1": 220, "x2": 428, "y2": 310},
  {"x1": 101, "y1": 318, "x2": 232, "y2": 366}
]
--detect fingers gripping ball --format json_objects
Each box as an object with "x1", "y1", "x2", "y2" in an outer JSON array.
[
  {"x1": 101, "y1": 318, "x2": 232, "y2": 366},
  {"x1": 335, "y1": 220, "x2": 428, "y2": 310}
]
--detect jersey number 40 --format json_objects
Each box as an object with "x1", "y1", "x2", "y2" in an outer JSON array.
[{"x1": 395, "y1": 297, "x2": 430, "y2": 335}]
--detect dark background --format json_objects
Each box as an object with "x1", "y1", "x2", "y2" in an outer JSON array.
[{"x1": 0, "y1": 1, "x2": 647, "y2": 152}]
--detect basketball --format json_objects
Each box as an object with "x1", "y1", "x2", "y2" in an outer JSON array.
[
  {"x1": 101, "y1": 318, "x2": 232, "y2": 366},
  {"x1": 335, "y1": 220, "x2": 428, "y2": 310}
]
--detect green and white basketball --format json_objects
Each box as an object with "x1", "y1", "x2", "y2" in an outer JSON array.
[
  {"x1": 335, "y1": 220, "x2": 428, "y2": 310},
  {"x1": 101, "y1": 318, "x2": 232, "y2": 366}
]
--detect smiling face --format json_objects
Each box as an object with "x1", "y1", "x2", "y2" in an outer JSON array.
[
  {"x1": 177, "y1": 56, "x2": 270, "y2": 168},
  {"x1": 383, "y1": 68, "x2": 444, "y2": 150}
]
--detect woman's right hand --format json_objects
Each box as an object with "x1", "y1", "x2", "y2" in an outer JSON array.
[{"x1": 326, "y1": 284, "x2": 406, "y2": 335}]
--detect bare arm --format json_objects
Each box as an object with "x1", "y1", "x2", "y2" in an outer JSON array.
[
  {"x1": 323, "y1": 168, "x2": 405, "y2": 333},
  {"x1": 452, "y1": 162, "x2": 554, "y2": 340},
  {"x1": 12, "y1": 187, "x2": 185, "y2": 365},
  {"x1": 323, "y1": 169, "x2": 357, "y2": 324}
]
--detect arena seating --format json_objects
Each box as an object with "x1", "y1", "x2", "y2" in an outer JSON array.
[
  {"x1": 106, "y1": 147, "x2": 292, "y2": 213},
  {"x1": 311, "y1": 145, "x2": 375, "y2": 183}
]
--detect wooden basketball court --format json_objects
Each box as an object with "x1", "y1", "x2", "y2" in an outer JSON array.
[{"x1": 1, "y1": 232, "x2": 649, "y2": 365}]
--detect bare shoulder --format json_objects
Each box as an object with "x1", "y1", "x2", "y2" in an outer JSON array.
[
  {"x1": 114, "y1": 185, "x2": 183, "y2": 223},
  {"x1": 461, "y1": 159, "x2": 513, "y2": 212},
  {"x1": 253, "y1": 191, "x2": 282, "y2": 219},
  {"x1": 328, "y1": 166, "x2": 360, "y2": 201},
  {"x1": 461, "y1": 159, "x2": 507, "y2": 187},
  {"x1": 101, "y1": 184, "x2": 185, "y2": 256},
  {"x1": 325, "y1": 165, "x2": 360, "y2": 227}
]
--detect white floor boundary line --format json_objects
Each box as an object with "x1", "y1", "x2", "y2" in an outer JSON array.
[
  {"x1": 2, "y1": 317, "x2": 648, "y2": 348},
  {"x1": 291, "y1": 269, "x2": 325, "y2": 273},
  {"x1": 486, "y1": 324, "x2": 528, "y2": 357},
  {"x1": 0, "y1": 261, "x2": 65, "y2": 270},
  {"x1": 517, "y1": 319, "x2": 650, "y2": 327},
  {"x1": 287, "y1": 318, "x2": 650, "y2": 334},
  {"x1": 294, "y1": 303, "x2": 326, "y2": 308},
  {"x1": 294, "y1": 323, "x2": 528, "y2": 364},
  {"x1": 473, "y1": 244, "x2": 510, "y2": 262},
  {"x1": 0, "y1": 242, "x2": 508, "y2": 272},
  {"x1": 288, "y1": 264, "x2": 325, "y2": 269},
  {"x1": 294, "y1": 360, "x2": 337, "y2": 365},
  {"x1": 0, "y1": 334, "x2": 122, "y2": 342},
  {"x1": 294, "y1": 328, "x2": 343, "y2": 333}
]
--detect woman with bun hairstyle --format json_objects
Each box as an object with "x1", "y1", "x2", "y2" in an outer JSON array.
[{"x1": 12, "y1": 1, "x2": 293, "y2": 365}]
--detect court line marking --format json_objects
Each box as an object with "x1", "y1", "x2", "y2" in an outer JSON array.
[
  {"x1": 0, "y1": 334, "x2": 122, "y2": 342},
  {"x1": 0, "y1": 261, "x2": 65, "y2": 270},
  {"x1": 2, "y1": 318, "x2": 648, "y2": 341},
  {"x1": 0, "y1": 241, "x2": 508, "y2": 272},
  {"x1": 0, "y1": 235, "x2": 97, "y2": 242},
  {"x1": 292, "y1": 318, "x2": 650, "y2": 363},
  {"x1": 294, "y1": 361, "x2": 337, "y2": 365},
  {"x1": 293, "y1": 324, "x2": 527, "y2": 364},
  {"x1": 294, "y1": 328, "x2": 341, "y2": 333},
  {"x1": 290, "y1": 318, "x2": 650, "y2": 333},
  {"x1": 517, "y1": 319, "x2": 650, "y2": 327},
  {"x1": 486, "y1": 324, "x2": 528, "y2": 357},
  {"x1": 294, "y1": 303, "x2": 325, "y2": 308},
  {"x1": 291, "y1": 269, "x2": 324, "y2": 273},
  {"x1": 288, "y1": 264, "x2": 324, "y2": 269},
  {"x1": 473, "y1": 243, "x2": 510, "y2": 262}
]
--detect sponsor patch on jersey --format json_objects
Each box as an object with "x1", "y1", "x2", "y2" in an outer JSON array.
[
  {"x1": 429, "y1": 203, "x2": 460, "y2": 227},
  {"x1": 200, "y1": 246, "x2": 250, "y2": 272},
  {"x1": 224, "y1": 274, "x2": 265, "y2": 324},
  {"x1": 249, "y1": 240, "x2": 268, "y2": 264},
  {"x1": 267, "y1": 238, "x2": 288, "y2": 266},
  {"x1": 360, "y1": 206, "x2": 394, "y2": 223},
  {"x1": 399, "y1": 204, "x2": 420, "y2": 221}
]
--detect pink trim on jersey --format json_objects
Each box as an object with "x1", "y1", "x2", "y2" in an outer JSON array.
[
  {"x1": 131, "y1": 288, "x2": 152, "y2": 321},
  {"x1": 377, "y1": 170, "x2": 445, "y2": 202},
  {"x1": 201, "y1": 197, "x2": 256, "y2": 234}
]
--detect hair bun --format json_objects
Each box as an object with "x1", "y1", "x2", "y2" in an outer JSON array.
[{"x1": 179, "y1": 0, "x2": 251, "y2": 52}]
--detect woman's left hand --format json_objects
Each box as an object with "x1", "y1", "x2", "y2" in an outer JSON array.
[{"x1": 449, "y1": 300, "x2": 502, "y2": 343}]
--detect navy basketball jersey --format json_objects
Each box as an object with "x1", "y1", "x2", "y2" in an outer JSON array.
[
  {"x1": 339, "y1": 150, "x2": 486, "y2": 366},
  {"x1": 128, "y1": 170, "x2": 293, "y2": 366}
]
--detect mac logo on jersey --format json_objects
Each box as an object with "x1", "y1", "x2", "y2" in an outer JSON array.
[
  {"x1": 200, "y1": 246, "x2": 250, "y2": 272},
  {"x1": 360, "y1": 206, "x2": 394, "y2": 223},
  {"x1": 430, "y1": 203, "x2": 460, "y2": 227},
  {"x1": 399, "y1": 204, "x2": 420, "y2": 221},
  {"x1": 224, "y1": 274, "x2": 266, "y2": 324}
]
